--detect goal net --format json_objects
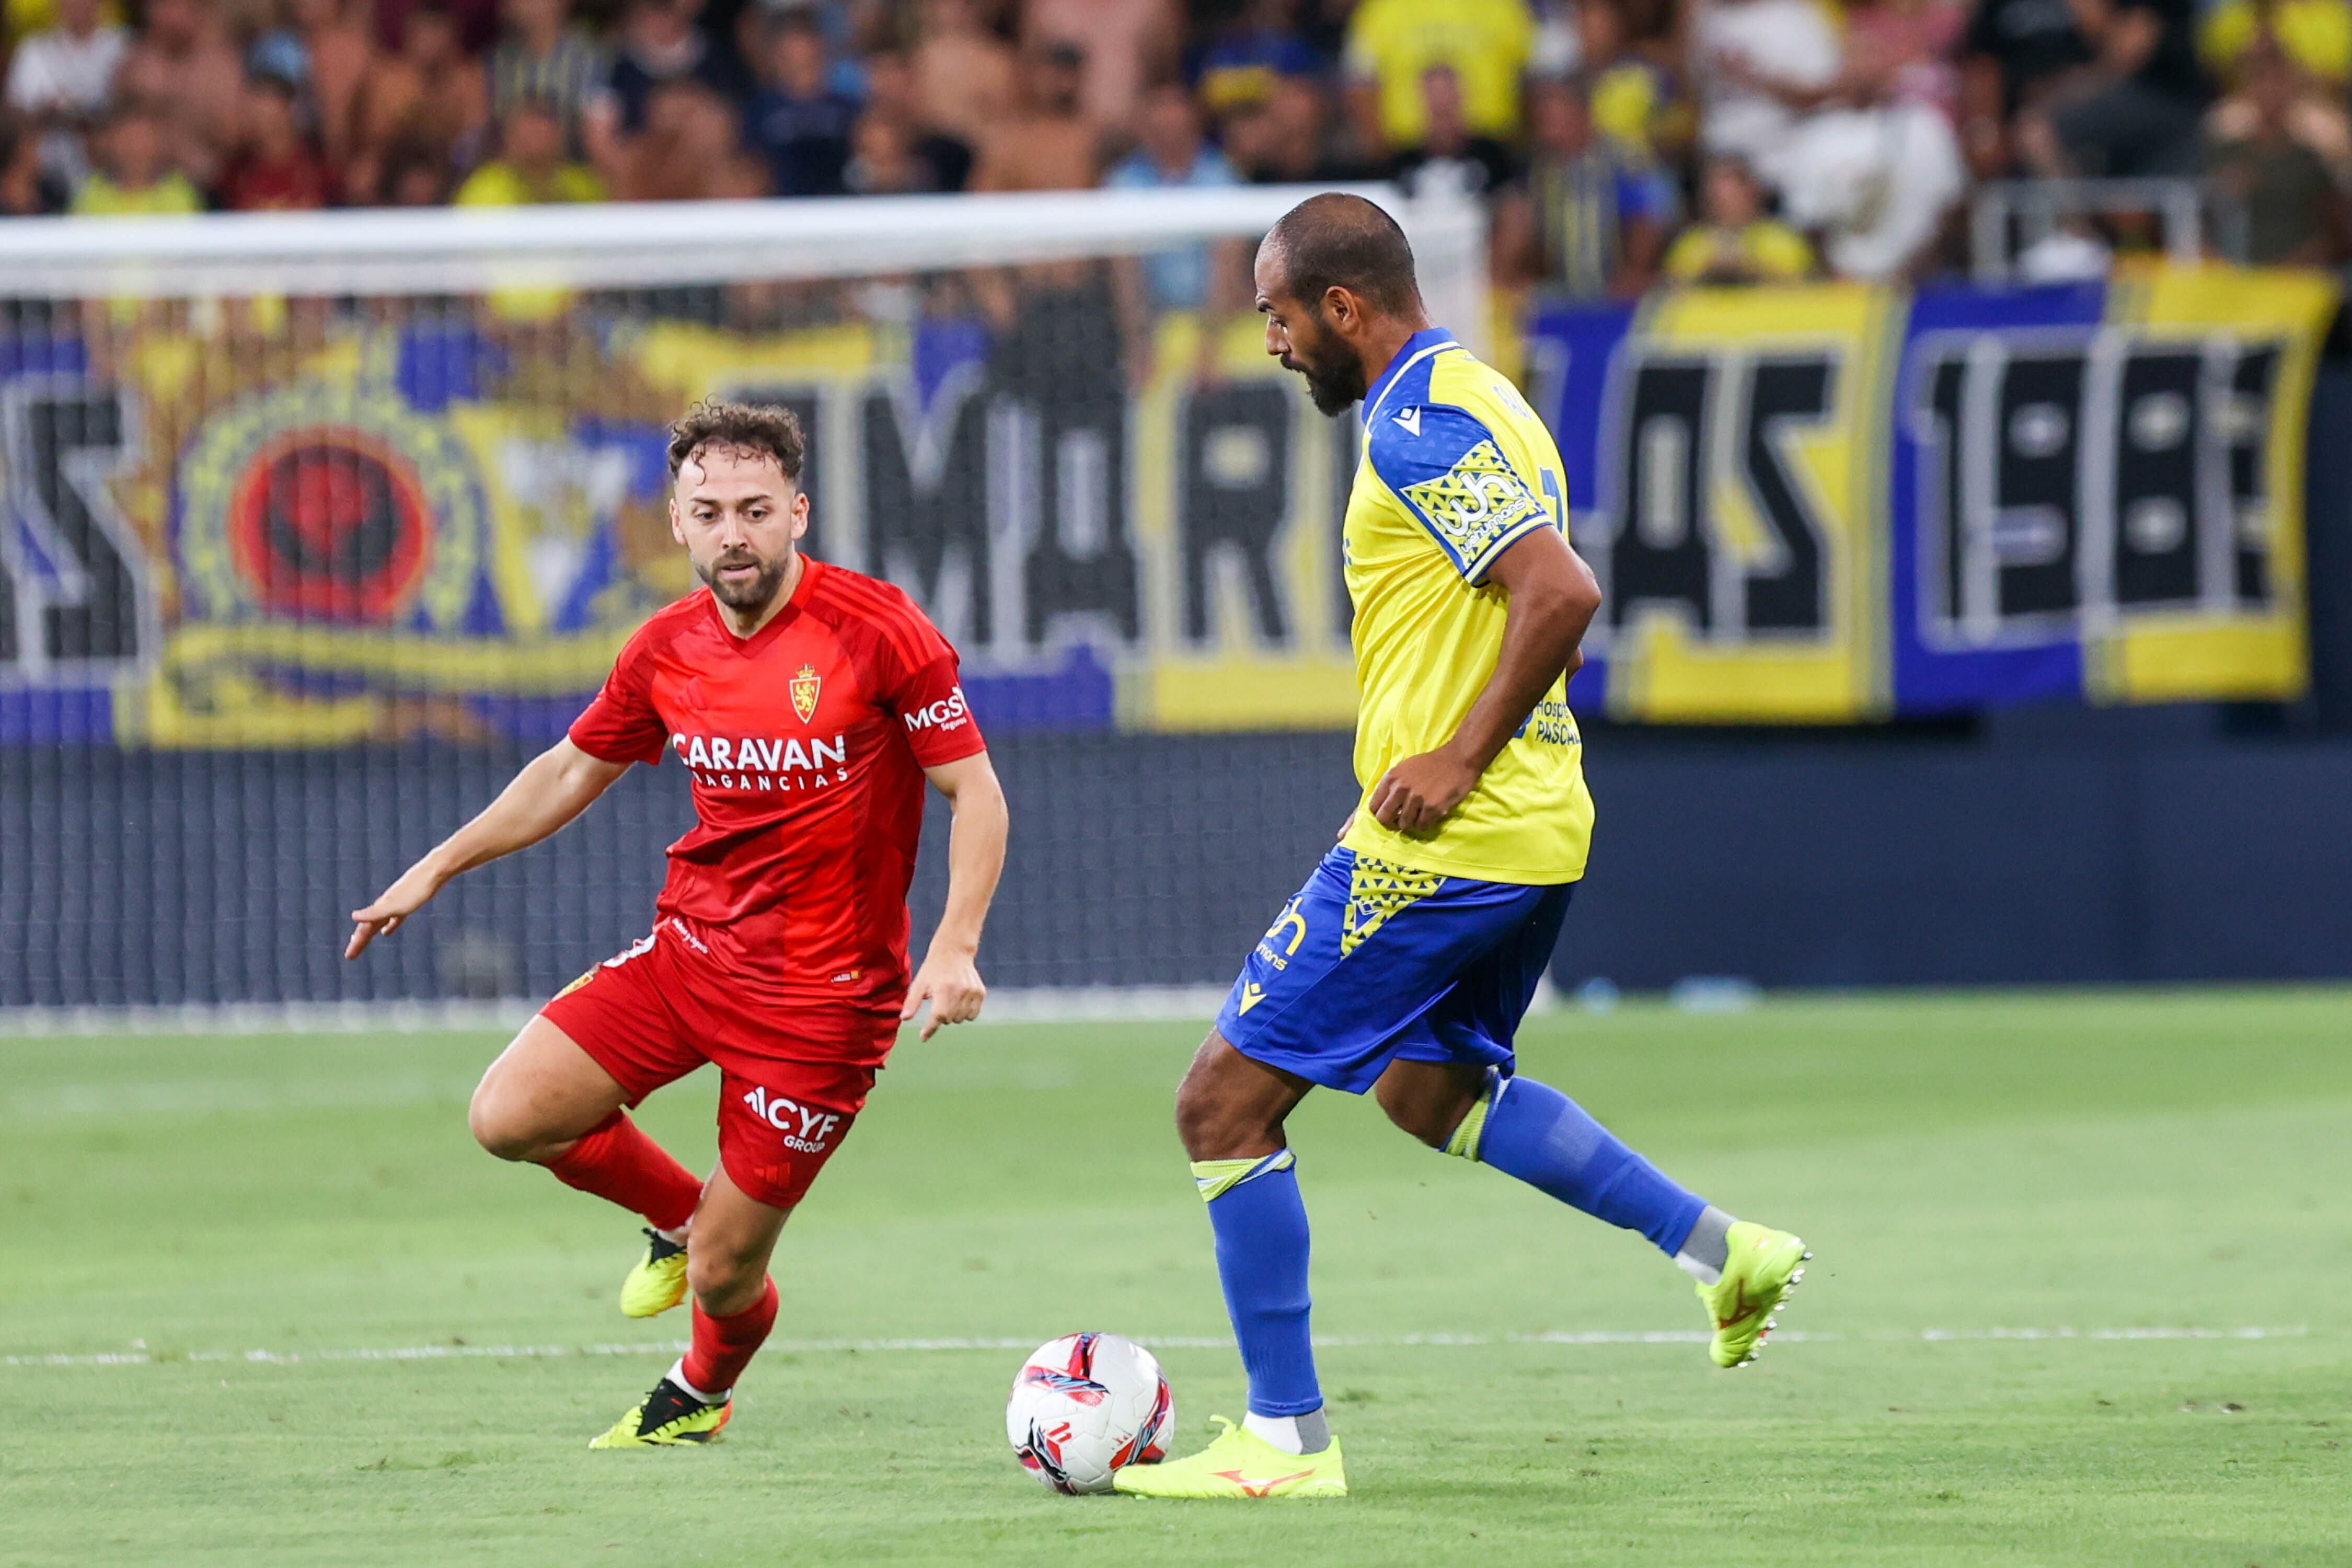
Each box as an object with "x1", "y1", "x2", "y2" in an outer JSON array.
[{"x1": 0, "y1": 186, "x2": 1487, "y2": 1019}]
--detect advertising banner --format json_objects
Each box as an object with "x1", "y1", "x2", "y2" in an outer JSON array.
[
  {"x1": 1535, "y1": 268, "x2": 2337, "y2": 721},
  {"x1": 0, "y1": 269, "x2": 2332, "y2": 745}
]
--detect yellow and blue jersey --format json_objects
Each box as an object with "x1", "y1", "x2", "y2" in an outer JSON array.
[{"x1": 1338, "y1": 327, "x2": 1595, "y2": 887}]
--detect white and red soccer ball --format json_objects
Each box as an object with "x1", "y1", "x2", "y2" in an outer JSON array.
[{"x1": 1005, "y1": 1333, "x2": 1173, "y2": 1495}]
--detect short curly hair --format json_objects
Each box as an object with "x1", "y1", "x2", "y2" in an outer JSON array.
[{"x1": 666, "y1": 399, "x2": 805, "y2": 483}]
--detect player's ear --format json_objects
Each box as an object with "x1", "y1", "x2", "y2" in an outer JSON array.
[
  {"x1": 789, "y1": 486, "x2": 810, "y2": 541},
  {"x1": 668, "y1": 493, "x2": 686, "y2": 547},
  {"x1": 1322, "y1": 285, "x2": 1356, "y2": 336}
]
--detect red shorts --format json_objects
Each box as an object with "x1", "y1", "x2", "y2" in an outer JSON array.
[{"x1": 541, "y1": 920, "x2": 901, "y2": 1210}]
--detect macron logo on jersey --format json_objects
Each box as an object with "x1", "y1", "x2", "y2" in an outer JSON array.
[
  {"x1": 1393, "y1": 407, "x2": 1422, "y2": 436},
  {"x1": 675, "y1": 732, "x2": 849, "y2": 792},
  {"x1": 902, "y1": 686, "x2": 971, "y2": 735}
]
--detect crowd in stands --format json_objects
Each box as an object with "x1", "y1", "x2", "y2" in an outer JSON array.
[{"x1": 3, "y1": 0, "x2": 2349, "y2": 291}]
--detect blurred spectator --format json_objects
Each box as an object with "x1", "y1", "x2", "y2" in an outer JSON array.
[
  {"x1": 1848, "y1": 0, "x2": 1967, "y2": 119},
  {"x1": 487, "y1": 0, "x2": 614, "y2": 146},
  {"x1": 1573, "y1": 0, "x2": 1689, "y2": 160},
  {"x1": 618, "y1": 76, "x2": 765, "y2": 197},
  {"x1": 971, "y1": 38, "x2": 1098, "y2": 191},
  {"x1": 373, "y1": 0, "x2": 498, "y2": 55},
  {"x1": 1105, "y1": 80, "x2": 1240, "y2": 308},
  {"x1": 1496, "y1": 74, "x2": 1675, "y2": 296},
  {"x1": 1222, "y1": 68, "x2": 1366, "y2": 181},
  {"x1": 4, "y1": 0, "x2": 125, "y2": 185},
  {"x1": 455, "y1": 93, "x2": 607, "y2": 201},
  {"x1": 220, "y1": 72, "x2": 337, "y2": 207},
  {"x1": 2207, "y1": 15, "x2": 2352, "y2": 175},
  {"x1": 348, "y1": 2, "x2": 487, "y2": 203},
  {"x1": 70, "y1": 101, "x2": 204, "y2": 212},
  {"x1": 1189, "y1": 0, "x2": 1321, "y2": 117},
  {"x1": 607, "y1": 0, "x2": 751, "y2": 135},
  {"x1": 907, "y1": 0, "x2": 1016, "y2": 148},
  {"x1": 1022, "y1": 0, "x2": 1177, "y2": 130},
  {"x1": 2017, "y1": 0, "x2": 2208, "y2": 177},
  {"x1": 1343, "y1": 0, "x2": 1535, "y2": 159},
  {"x1": 843, "y1": 104, "x2": 937, "y2": 190},
  {"x1": 2200, "y1": 0, "x2": 2351, "y2": 91},
  {"x1": 859, "y1": 47, "x2": 970, "y2": 188},
  {"x1": 1389, "y1": 64, "x2": 1518, "y2": 200},
  {"x1": 743, "y1": 7, "x2": 858, "y2": 194},
  {"x1": 1959, "y1": 0, "x2": 2090, "y2": 176},
  {"x1": 245, "y1": 0, "x2": 375, "y2": 164},
  {"x1": 0, "y1": 110, "x2": 57, "y2": 211},
  {"x1": 112, "y1": 0, "x2": 248, "y2": 184},
  {"x1": 2206, "y1": 38, "x2": 2352, "y2": 261},
  {"x1": 376, "y1": 137, "x2": 453, "y2": 202},
  {"x1": 1700, "y1": 0, "x2": 1964, "y2": 279},
  {"x1": 1661, "y1": 154, "x2": 1816, "y2": 282},
  {"x1": 1696, "y1": 0, "x2": 1839, "y2": 164}
]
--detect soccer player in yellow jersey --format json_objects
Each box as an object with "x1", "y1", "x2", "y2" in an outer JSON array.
[{"x1": 1117, "y1": 195, "x2": 1809, "y2": 1501}]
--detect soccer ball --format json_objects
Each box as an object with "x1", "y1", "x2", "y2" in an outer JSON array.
[{"x1": 1005, "y1": 1333, "x2": 1174, "y2": 1495}]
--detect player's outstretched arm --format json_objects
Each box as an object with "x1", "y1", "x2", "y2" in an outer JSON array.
[
  {"x1": 345, "y1": 739, "x2": 631, "y2": 960},
  {"x1": 1367, "y1": 527, "x2": 1602, "y2": 836},
  {"x1": 903, "y1": 750, "x2": 1009, "y2": 1041}
]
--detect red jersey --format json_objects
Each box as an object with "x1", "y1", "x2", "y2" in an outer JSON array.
[{"x1": 567, "y1": 556, "x2": 985, "y2": 1012}]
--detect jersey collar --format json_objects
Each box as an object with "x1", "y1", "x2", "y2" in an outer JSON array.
[{"x1": 1361, "y1": 327, "x2": 1457, "y2": 429}]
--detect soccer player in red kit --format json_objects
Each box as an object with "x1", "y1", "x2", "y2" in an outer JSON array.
[{"x1": 345, "y1": 400, "x2": 1009, "y2": 1448}]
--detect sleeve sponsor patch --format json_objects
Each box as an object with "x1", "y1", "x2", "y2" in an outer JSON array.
[{"x1": 1398, "y1": 439, "x2": 1549, "y2": 575}]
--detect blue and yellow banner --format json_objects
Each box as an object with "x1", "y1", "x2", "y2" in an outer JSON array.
[
  {"x1": 0, "y1": 269, "x2": 2332, "y2": 745},
  {"x1": 1535, "y1": 267, "x2": 2336, "y2": 721}
]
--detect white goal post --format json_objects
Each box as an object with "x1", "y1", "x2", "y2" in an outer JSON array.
[{"x1": 0, "y1": 185, "x2": 1489, "y2": 355}]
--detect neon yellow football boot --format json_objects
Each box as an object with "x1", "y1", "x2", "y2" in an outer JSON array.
[
  {"x1": 587, "y1": 1376, "x2": 731, "y2": 1449},
  {"x1": 1113, "y1": 1417, "x2": 1347, "y2": 1498},
  {"x1": 1700, "y1": 1221, "x2": 1811, "y2": 1368},
  {"x1": 619, "y1": 1227, "x2": 689, "y2": 1319}
]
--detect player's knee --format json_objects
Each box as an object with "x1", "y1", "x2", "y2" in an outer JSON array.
[
  {"x1": 686, "y1": 1239, "x2": 766, "y2": 1304},
  {"x1": 1173, "y1": 1070, "x2": 1260, "y2": 1161},
  {"x1": 466, "y1": 1089, "x2": 538, "y2": 1162}
]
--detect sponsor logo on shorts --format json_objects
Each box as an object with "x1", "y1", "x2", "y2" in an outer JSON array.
[
  {"x1": 1251, "y1": 898, "x2": 1309, "y2": 972},
  {"x1": 666, "y1": 918, "x2": 710, "y2": 955},
  {"x1": 602, "y1": 932, "x2": 659, "y2": 968},
  {"x1": 901, "y1": 687, "x2": 970, "y2": 734},
  {"x1": 740, "y1": 1086, "x2": 844, "y2": 1154}
]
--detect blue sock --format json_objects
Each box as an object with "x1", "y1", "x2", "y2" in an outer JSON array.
[
  {"x1": 1457, "y1": 1074, "x2": 1708, "y2": 1254},
  {"x1": 1193, "y1": 1151, "x2": 1322, "y2": 1418}
]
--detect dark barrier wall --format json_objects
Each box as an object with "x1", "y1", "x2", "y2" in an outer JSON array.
[{"x1": 4, "y1": 714, "x2": 2349, "y2": 1006}]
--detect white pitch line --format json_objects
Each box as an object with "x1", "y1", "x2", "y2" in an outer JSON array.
[{"x1": 0, "y1": 1326, "x2": 2308, "y2": 1370}]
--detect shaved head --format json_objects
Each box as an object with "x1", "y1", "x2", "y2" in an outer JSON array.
[
  {"x1": 1254, "y1": 193, "x2": 1429, "y2": 416},
  {"x1": 1260, "y1": 193, "x2": 1423, "y2": 320}
]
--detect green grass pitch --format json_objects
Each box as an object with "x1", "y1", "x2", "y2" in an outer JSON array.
[{"x1": 4, "y1": 989, "x2": 2348, "y2": 1566}]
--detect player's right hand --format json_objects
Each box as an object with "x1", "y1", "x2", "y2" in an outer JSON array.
[{"x1": 345, "y1": 863, "x2": 444, "y2": 959}]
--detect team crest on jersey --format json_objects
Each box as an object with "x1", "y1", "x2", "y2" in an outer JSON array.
[{"x1": 790, "y1": 664, "x2": 822, "y2": 723}]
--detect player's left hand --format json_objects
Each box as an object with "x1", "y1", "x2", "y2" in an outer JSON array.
[
  {"x1": 904, "y1": 943, "x2": 986, "y2": 1041},
  {"x1": 1367, "y1": 746, "x2": 1480, "y2": 837}
]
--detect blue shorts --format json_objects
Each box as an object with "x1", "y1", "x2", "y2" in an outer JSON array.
[{"x1": 1214, "y1": 846, "x2": 1574, "y2": 1094}]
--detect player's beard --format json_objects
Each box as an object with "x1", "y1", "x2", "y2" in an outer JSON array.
[
  {"x1": 1282, "y1": 332, "x2": 1368, "y2": 418},
  {"x1": 697, "y1": 546, "x2": 790, "y2": 615}
]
